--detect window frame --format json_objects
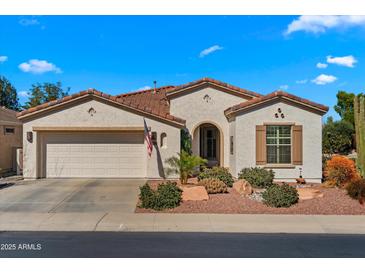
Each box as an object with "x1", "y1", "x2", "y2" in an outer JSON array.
[
  {"x1": 4, "y1": 127, "x2": 15, "y2": 135},
  {"x1": 265, "y1": 125, "x2": 292, "y2": 165}
]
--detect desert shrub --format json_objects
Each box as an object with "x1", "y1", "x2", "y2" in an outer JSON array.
[
  {"x1": 238, "y1": 167, "x2": 274, "y2": 188},
  {"x1": 139, "y1": 181, "x2": 182, "y2": 210},
  {"x1": 200, "y1": 178, "x2": 228, "y2": 194},
  {"x1": 139, "y1": 183, "x2": 156, "y2": 209},
  {"x1": 324, "y1": 155, "x2": 360, "y2": 187},
  {"x1": 346, "y1": 179, "x2": 365, "y2": 204},
  {"x1": 197, "y1": 166, "x2": 234, "y2": 187},
  {"x1": 262, "y1": 184, "x2": 299, "y2": 208}
]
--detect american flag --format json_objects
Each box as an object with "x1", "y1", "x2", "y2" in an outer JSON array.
[{"x1": 144, "y1": 119, "x2": 153, "y2": 157}]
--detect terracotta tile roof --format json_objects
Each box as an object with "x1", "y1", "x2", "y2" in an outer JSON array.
[
  {"x1": 225, "y1": 90, "x2": 329, "y2": 116},
  {"x1": 116, "y1": 85, "x2": 175, "y2": 119},
  {"x1": 16, "y1": 79, "x2": 329, "y2": 125},
  {"x1": 166, "y1": 77, "x2": 262, "y2": 98},
  {"x1": 17, "y1": 88, "x2": 186, "y2": 126}
]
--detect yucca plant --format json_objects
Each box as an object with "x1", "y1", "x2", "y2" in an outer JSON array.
[{"x1": 165, "y1": 150, "x2": 207, "y2": 184}]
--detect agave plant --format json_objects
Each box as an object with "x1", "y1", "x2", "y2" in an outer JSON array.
[{"x1": 165, "y1": 150, "x2": 207, "y2": 184}]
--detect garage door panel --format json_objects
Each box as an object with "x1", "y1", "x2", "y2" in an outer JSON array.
[{"x1": 43, "y1": 132, "x2": 146, "y2": 178}]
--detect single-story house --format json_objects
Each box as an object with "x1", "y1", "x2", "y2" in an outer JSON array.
[
  {"x1": 0, "y1": 106, "x2": 22, "y2": 175},
  {"x1": 17, "y1": 78, "x2": 328, "y2": 182}
]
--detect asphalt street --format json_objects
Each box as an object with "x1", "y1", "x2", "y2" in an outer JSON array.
[{"x1": 1, "y1": 232, "x2": 365, "y2": 257}]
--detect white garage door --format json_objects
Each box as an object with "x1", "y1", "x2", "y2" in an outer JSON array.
[{"x1": 44, "y1": 132, "x2": 146, "y2": 178}]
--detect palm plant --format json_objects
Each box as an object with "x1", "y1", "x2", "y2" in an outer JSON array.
[{"x1": 165, "y1": 150, "x2": 207, "y2": 184}]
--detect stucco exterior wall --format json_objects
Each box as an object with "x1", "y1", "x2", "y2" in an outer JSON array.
[
  {"x1": 0, "y1": 125, "x2": 22, "y2": 173},
  {"x1": 169, "y1": 87, "x2": 247, "y2": 168},
  {"x1": 22, "y1": 98, "x2": 180, "y2": 179},
  {"x1": 234, "y1": 101, "x2": 323, "y2": 183}
]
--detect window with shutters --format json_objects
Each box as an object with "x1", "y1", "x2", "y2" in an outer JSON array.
[{"x1": 266, "y1": 125, "x2": 291, "y2": 164}]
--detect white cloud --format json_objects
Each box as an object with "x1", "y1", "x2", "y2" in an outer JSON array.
[
  {"x1": 279, "y1": 85, "x2": 289, "y2": 90},
  {"x1": 19, "y1": 18, "x2": 40, "y2": 26},
  {"x1": 199, "y1": 45, "x2": 223, "y2": 58},
  {"x1": 316, "y1": 62, "x2": 328, "y2": 69},
  {"x1": 136, "y1": 86, "x2": 152, "y2": 91},
  {"x1": 0, "y1": 56, "x2": 8, "y2": 63},
  {"x1": 285, "y1": 15, "x2": 365, "y2": 35},
  {"x1": 18, "y1": 91, "x2": 29, "y2": 97},
  {"x1": 312, "y1": 74, "x2": 337, "y2": 85},
  {"x1": 18, "y1": 59, "x2": 62, "y2": 74},
  {"x1": 296, "y1": 79, "x2": 308, "y2": 84},
  {"x1": 326, "y1": 55, "x2": 357, "y2": 68}
]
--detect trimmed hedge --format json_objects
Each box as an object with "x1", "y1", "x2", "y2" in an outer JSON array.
[
  {"x1": 262, "y1": 184, "x2": 299, "y2": 208},
  {"x1": 198, "y1": 167, "x2": 234, "y2": 187},
  {"x1": 238, "y1": 167, "x2": 274, "y2": 188},
  {"x1": 139, "y1": 181, "x2": 182, "y2": 210}
]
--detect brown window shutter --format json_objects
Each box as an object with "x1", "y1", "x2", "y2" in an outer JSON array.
[
  {"x1": 292, "y1": 125, "x2": 303, "y2": 165},
  {"x1": 256, "y1": 125, "x2": 266, "y2": 165}
]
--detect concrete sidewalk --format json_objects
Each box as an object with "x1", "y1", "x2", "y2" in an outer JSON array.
[{"x1": 1, "y1": 212, "x2": 365, "y2": 234}]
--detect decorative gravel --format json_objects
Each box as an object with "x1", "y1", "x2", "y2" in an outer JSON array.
[
  {"x1": 248, "y1": 192, "x2": 263, "y2": 202},
  {"x1": 136, "y1": 183, "x2": 365, "y2": 215}
]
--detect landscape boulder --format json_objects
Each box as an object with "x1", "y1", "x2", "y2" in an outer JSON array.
[
  {"x1": 233, "y1": 179, "x2": 253, "y2": 196},
  {"x1": 181, "y1": 186, "x2": 209, "y2": 201},
  {"x1": 297, "y1": 188, "x2": 324, "y2": 200}
]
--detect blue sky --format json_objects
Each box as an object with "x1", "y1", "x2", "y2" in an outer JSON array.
[{"x1": 1, "y1": 15, "x2": 365, "y2": 118}]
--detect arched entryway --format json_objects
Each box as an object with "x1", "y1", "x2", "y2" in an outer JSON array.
[{"x1": 192, "y1": 122, "x2": 223, "y2": 167}]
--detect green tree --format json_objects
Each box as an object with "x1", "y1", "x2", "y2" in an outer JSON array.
[
  {"x1": 43, "y1": 82, "x2": 69, "y2": 102},
  {"x1": 0, "y1": 75, "x2": 20, "y2": 111},
  {"x1": 24, "y1": 82, "x2": 70, "y2": 109},
  {"x1": 323, "y1": 116, "x2": 354, "y2": 155},
  {"x1": 164, "y1": 150, "x2": 207, "y2": 184},
  {"x1": 334, "y1": 91, "x2": 364, "y2": 126},
  {"x1": 24, "y1": 84, "x2": 44, "y2": 109}
]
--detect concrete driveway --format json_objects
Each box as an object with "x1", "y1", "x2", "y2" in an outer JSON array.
[{"x1": 0, "y1": 178, "x2": 145, "y2": 214}]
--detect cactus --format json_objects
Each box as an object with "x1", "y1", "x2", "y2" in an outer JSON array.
[
  {"x1": 200, "y1": 178, "x2": 228, "y2": 194},
  {"x1": 354, "y1": 95, "x2": 365, "y2": 177}
]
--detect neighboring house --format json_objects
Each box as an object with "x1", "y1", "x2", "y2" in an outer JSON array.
[
  {"x1": 0, "y1": 106, "x2": 22, "y2": 175},
  {"x1": 17, "y1": 78, "x2": 328, "y2": 182}
]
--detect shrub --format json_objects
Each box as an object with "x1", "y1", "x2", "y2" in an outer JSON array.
[
  {"x1": 165, "y1": 150, "x2": 207, "y2": 184},
  {"x1": 346, "y1": 179, "x2": 365, "y2": 204},
  {"x1": 322, "y1": 117, "x2": 354, "y2": 155},
  {"x1": 139, "y1": 183, "x2": 156, "y2": 209},
  {"x1": 139, "y1": 181, "x2": 182, "y2": 210},
  {"x1": 324, "y1": 155, "x2": 360, "y2": 187},
  {"x1": 238, "y1": 167, "x2": 274, "y2": 188},
  {"x1": 197, "y1": 166, "x2": 234, "y2": 187},
  {"x1": 262, "y1": 184, "x2": 299, "y2": 208},
  {"x1": 200, "y1": 178, "x2": 228, "y2": 194}
]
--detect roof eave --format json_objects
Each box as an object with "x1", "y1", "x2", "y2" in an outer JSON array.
[
  {"x1": 225, "y1": 96, "x2": 329, "y2": 118},
  {"x1": 166, "y1": 79, "x2": 262, "y2": 99},
  {"x1": 17, "y1": 93, "x2": 186, "y2": 128}
]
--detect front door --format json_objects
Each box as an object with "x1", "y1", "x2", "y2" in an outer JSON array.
[{"x1": 200, "y1": 126, "x2": 219, "y2": 167}]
